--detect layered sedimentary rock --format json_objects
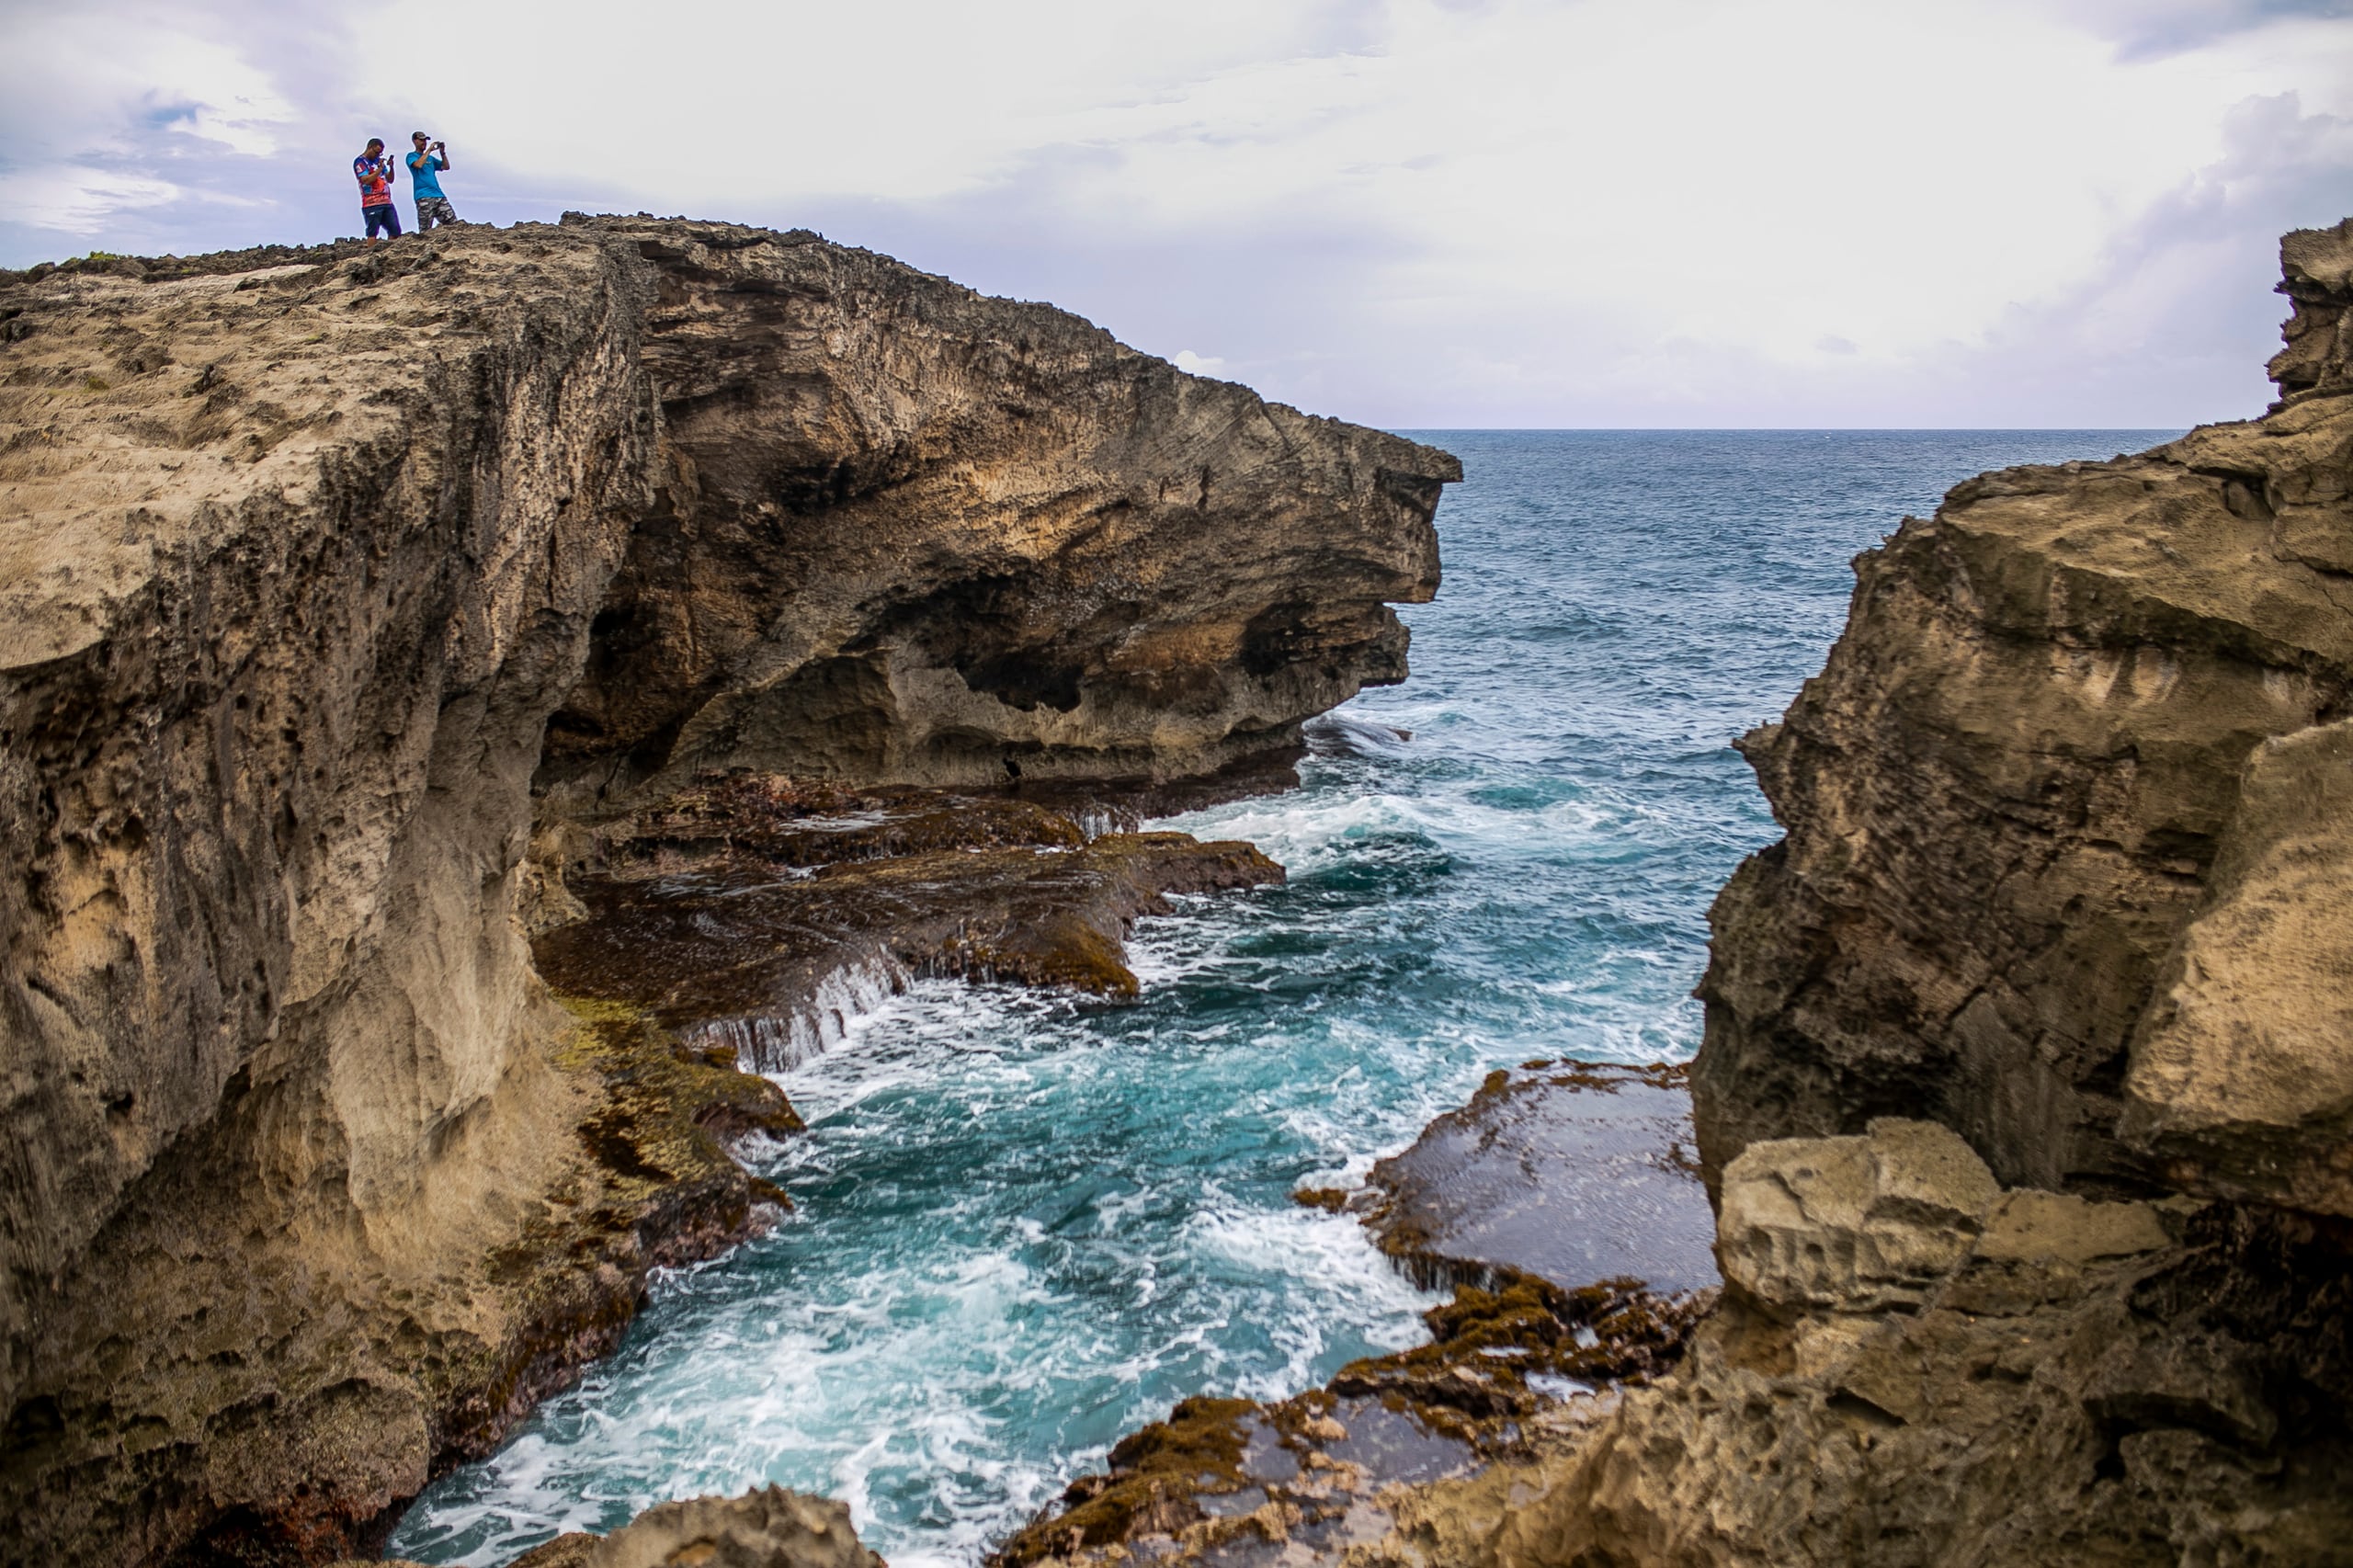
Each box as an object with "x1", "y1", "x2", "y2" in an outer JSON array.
[
  {"x1": 0, "y1": 220, "x2": 1455, "y2": 1564},
  {"x1": 532, "y1": 774, "x2": 1286, "y2": 1066},
  {"x1": 1343, "y1": 221, "x2": 2353, "y2": 1567},
  {"x1": 536, "y1": 222, "x2": 1449, "y2": 801},
  {"x1": 1695, "y1": 219, "x2": 2353, "y2": 1204}
]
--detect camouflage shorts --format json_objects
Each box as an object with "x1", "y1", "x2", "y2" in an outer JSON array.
[{"x1": 415, "y1": 197, "x2": 459, "y2": 230}]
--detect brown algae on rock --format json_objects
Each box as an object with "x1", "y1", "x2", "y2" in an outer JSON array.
[
  {"x1": 995, "y1": 1270, "x2": 1712, "y2": 1568},
  {"x1": 999, "y1": 1057, "x2": 1723, "y2": 1566},
  {"x1": 1000, "y1": 1395, "x2": 1261, "y2": 1562},
  {"x1": 426, "y1": 994, "x2": 801, "y2": 1467}
]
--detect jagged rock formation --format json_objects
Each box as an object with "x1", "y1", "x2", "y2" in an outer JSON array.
[
  {"x1": 503, "y1": 1484, "x2": 881, "y2": 1568},
  {"x1": 1370, "y1": 1128, "x2": 2347, "y2": 1567},
  {"x1": 1339, "y1": 220, "x2": 2353, "y2": 1568},
  {"x1": 536, "y1": 222, "x2": 1449, "y2": 802},
  {"x1": 348, "y1": 1483, "x2": 880, "y2": 1568},
  {"x1": 998, "y1": 1060, "x2": 1717, "y2": 1568},
  {"x1": 1694, "y1": 217, "x2": 2353, "y2": 1206},
  {"x1": 2270, "y1": 218, "x2": 2353, "y2": 407},
  {"x1": 0, "y1": 220, "x2": 1456, "y2": 1565}
]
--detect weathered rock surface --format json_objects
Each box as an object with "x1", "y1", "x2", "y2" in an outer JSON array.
[
  {"x1": 1340, "y1": 220, "x2": 2353, "y2": 1568},
  {"x1": 1691, "y1": 397, "x2": 2353, "y2": 1196},
  {"x1": 1366, "y1": 1160, "x2": 2350, "y2": 1568},
  {"x1": 3, "y1": 228, "x2": 673, "y2": 1568},
  {"x1": 1714, "y1": 1117, "x2": 2000, "y2": 1313},
  {"x1": 2270, "y1": 216, "x2": 2353, "y2": 407},
  {"x1": 1001, "y1": 1062, "x2": 1719, "y2": 1568},
  {"x1": 533, "y1": 220, "x2": 1453, "y2": 802},
  {"x1": 499, "y1": 1485, "x2": 880, "y2": 1568},
  {"x1": 1692, "y1": 220, "x2": 2353, "y2": 1210},
  {"x1": 1362, "y1": 1061, "x2": 1718, "y2": 1296},
  {"x1": 2119, "y1": 716, "x2": 2353, "y2": 1217},
  {"x1": 336, "y1": 1483, "x2": 879, "y2": 1568},
  {"x1": 0, "y1": 220, "x2": 1454, "y2": 1564},
  {"x1": 533, "y1": 772, "x2": 1285, "y2": 1065}
]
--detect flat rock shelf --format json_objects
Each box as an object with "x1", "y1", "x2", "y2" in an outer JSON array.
[{"x1": 1362, "y1": 1062, "x2": 1718, "y2": 1297}]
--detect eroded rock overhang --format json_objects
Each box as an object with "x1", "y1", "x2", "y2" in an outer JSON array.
[{"x1": 537, "y1": 217, "x2": 1461, "y2": 808}]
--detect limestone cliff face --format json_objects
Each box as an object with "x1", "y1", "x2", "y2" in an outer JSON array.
[
  {"x1": 1694, "y1": 225, "x2": 2353, "y2": 1200},
  {"x1": 2, "y1": 234, "x2": 661, "y2": 1564},
  {"x1": 538, "y1": 222, "x2": 1449, "y2": 801},
  {"x1": 1347, "y1": 222, "x2": 2353, "y2": 1568},
  {"x1": 0, "y1": 221, "x2": 1456, "y2": 1564},
  {"x1": 1674, "y1": 219, "x2": 2353, "y2": 1560}
]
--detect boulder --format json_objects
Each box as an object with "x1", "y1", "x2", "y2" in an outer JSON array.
[
  {"x1": 505, "y1": 1486, "x2": 880, "y2": 1568},
  {"x1": 2121, "y1": 717, "x2": 2353, "y2": 1216},
  {"x1": 1715, "y1": 1119, "x2": 1998, "y2": 1312}
]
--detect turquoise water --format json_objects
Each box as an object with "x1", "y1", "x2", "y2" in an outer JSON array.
[{"x1": 391, "y1": 430, "x2": 2178, "y2": 1566}]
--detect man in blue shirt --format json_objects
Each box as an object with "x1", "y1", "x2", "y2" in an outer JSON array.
[{"x1": 406, "y1": 132, "x2": 459, "y2": 230}]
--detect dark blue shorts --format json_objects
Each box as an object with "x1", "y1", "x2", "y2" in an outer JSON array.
[{"x1": 363, "y1": 203, "x2": 403, "y2": 238}]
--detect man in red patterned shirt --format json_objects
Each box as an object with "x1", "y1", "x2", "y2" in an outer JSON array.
[{"x1": 355, "y1": 139, "x2": 403, "y2": 244}]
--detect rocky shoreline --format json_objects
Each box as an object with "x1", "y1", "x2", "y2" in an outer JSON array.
[
  {"x1": 993, "y1": 1060, "x2": 1720, "y2": 1568},
  {"x1": 0, "y1": 219, "x2": 1455, "y2": 1565},
  {"x1": 5, "y1": 211, "x2": 2348, "y2": 1568},
  {"x1": 987, "y1": 218, "x2": 2353, "y2": 1568}
]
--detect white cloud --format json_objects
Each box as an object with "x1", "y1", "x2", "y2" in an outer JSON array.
[
  {"x1": 0, "y1": 166, "x2": 181, "y2": 232},
  {"x1": 3, "y1": 0, "x2": 2347, "y2": 424},
  {"x1": 0, "y1": 8, "x2": 300, "y2": 230}
]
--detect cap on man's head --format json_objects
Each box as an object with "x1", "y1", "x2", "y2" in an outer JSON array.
[{"x1": 412, "y1": 131, "x2": 429, "y2": 142}]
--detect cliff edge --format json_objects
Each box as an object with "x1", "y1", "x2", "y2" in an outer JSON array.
[
  {"x1": 1331, "y1": 221, "x2": 2353, "y2": 1567},
  {"x1": 0, "y1": 218, "x2": 1458, "y2": 1565}
]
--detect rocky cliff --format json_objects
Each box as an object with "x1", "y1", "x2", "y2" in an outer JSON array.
[
  {"x1": 1334, "y1": 220, "x2": 2353, "y2": 1568},
  {"x1": 1692, "y1": 221, "x2": 2353, "y2": 1216},
  {"x1": 1695, "y1": 326, "x2": 2352, "y2": 1201},
  {"x1": 0, "y1": 219, "x2": 1458, "y2": 1565}
]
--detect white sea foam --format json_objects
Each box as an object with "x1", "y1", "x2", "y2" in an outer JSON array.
[
  {"x1": 400, "y1": 433, "x2": 2107, "y2": 1568},
  {"x1": 684, "y1": 957, "x2": 908, "y2": 1074},
  {"x1": 1178, "y1": 1200, "x2": 1435, "y2": 1390},
  {"x1": 1165, "y1": 790, "x2": 1423, "y2": 872}
]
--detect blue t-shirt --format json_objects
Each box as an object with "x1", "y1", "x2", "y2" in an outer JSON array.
[{"x1": 406, "y1": 150, "x2": 447, "y2": 201}]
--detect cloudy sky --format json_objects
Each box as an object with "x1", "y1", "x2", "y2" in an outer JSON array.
[{"x1": 2, "y1": 0, "x2": 2347, "y2": 427}]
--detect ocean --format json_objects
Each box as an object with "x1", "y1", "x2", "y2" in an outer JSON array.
[{"x1": 388, "y1": 429, "x2": 2180, "y2": 1566}]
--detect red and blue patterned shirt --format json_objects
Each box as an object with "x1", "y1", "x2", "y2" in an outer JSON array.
[{"x1": 354, "y1": 154, "x2": 394, "y2": 209}]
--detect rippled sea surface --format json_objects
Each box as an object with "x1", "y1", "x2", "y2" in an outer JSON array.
[{"x1": 392, "y1": 430, "x2": 2178, "y2": 1566}]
